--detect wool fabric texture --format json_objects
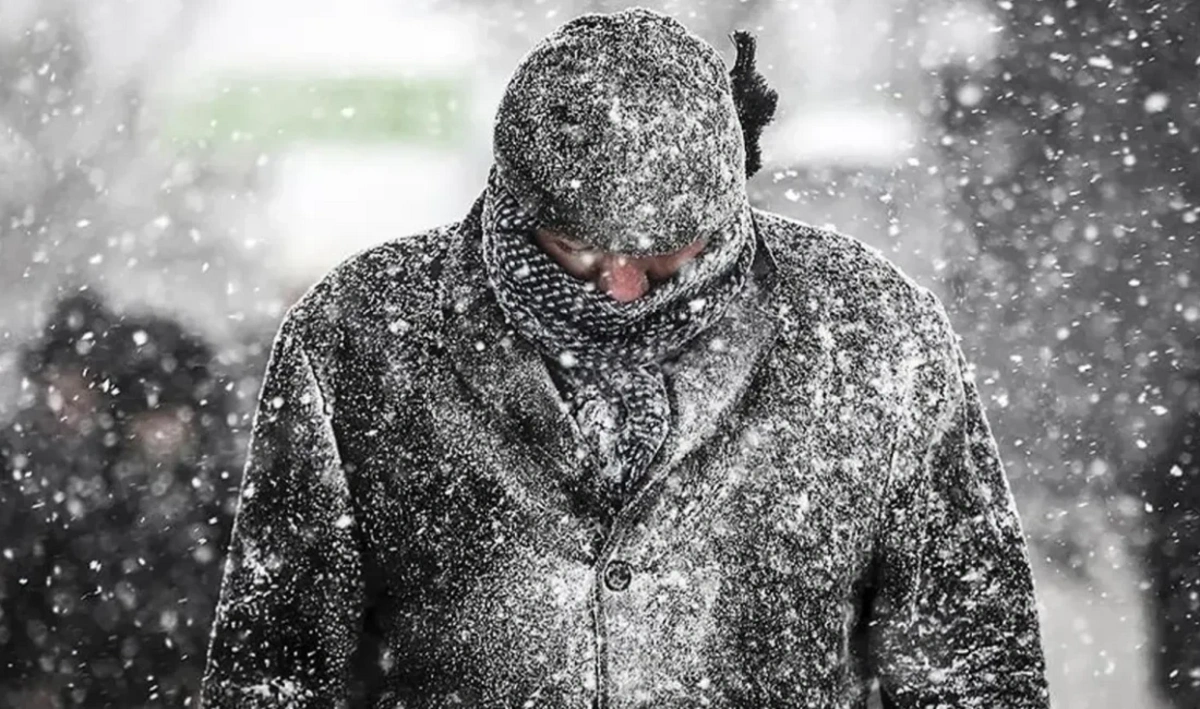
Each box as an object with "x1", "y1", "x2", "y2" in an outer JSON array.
[
  {"x1": 492, "y1": 8, "x2": 747, "y2": 255},
  {"x1": 199, "y1": 210, "x2": 1051, "y2": 709},
  {"x1": 200, "y1": 9, "x2": 1049, "y2": 708},
  {"x1": 481, "y1": 168, "x2": 756, "y2": 503}
]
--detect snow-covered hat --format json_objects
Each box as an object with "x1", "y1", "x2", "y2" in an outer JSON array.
[{"x1": 492, "y1": 8, "x2": 772, "y2": 256}]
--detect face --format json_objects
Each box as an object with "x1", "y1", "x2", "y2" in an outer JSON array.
[{"x1": 533, "y1": 228, "x2": 708, "y2": 302}]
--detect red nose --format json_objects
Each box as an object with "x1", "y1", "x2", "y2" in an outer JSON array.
[{"x1": 599, "y1": 258, "x2": 649, "y2": 303}]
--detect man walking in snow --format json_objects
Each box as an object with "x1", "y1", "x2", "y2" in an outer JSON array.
[{"x1": 201, "y1": 9, "x2": 1049, "y2": 708}]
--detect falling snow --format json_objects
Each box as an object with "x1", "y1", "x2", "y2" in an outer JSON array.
[{"x1": 1, "y1": 1, "x2": 1197, "y2": 709}]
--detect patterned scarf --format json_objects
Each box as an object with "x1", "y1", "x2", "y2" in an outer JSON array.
[{"x1": 481, "y1": 169, "x2": 757, "y2": 503}]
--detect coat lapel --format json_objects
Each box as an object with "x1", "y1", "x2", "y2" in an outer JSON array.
[
  {"x1": 438, "y1": 198, "x2": 597, "y2": 520},
  {"x1": 614, "y1": 225, "x2": 783, "y2": 523},
  {"x1": 661, "y1": 245, "x2": 780, "y2": 471}
]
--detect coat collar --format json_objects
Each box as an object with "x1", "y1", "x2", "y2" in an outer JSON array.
[{"x1": 437, "y1": 194, "x2": 782, "y2": 526}]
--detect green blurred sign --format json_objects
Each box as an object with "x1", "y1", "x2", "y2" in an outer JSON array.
[{"x1": 170, "y1": 75, "x2": 466, "y2": 148}]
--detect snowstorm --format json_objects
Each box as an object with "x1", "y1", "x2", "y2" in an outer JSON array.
[{"x1": 0, "y1": 1, "x2": 1197, "y2": 708}]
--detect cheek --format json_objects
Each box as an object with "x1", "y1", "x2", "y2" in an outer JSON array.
[{"x1": 644, "y1": 255, "x2": 688, "y2": 281}]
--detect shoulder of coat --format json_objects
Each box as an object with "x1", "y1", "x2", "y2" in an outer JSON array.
[
  {"x1": 752, "y1": 208, "x2": 947, "y2": 351},
  {"x1": 283, "y1": 222, "x2": 461, "y2": 360}
]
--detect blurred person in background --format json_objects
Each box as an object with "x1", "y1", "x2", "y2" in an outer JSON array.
[
  {"x1": 0, "y1": 290, "x2": 241, "y2": 708},
  {"x1": 1144, "y1": 370, "x2": 1200, "y2": 709},
  {"x1": 201, "y1": 9, "x2": 1048, "y2": 708}
]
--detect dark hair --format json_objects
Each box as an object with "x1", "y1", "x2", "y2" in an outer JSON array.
[
  {"x1": 110, "y1": 314, "x2": 224, "y2": 416},
  {"x1": 20, "y1": 289, "x2": 121, "y2": 386},
  {"x1": 729, "y1": 31, "x2": 779, "y2": 179}
]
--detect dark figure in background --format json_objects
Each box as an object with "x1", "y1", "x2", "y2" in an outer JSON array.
[
  {"x1": 0, "y1": 291, "x2": 241, "y2": 708},
  {"x1": 0, "y1": 293, "x2": 123, "y2": 709},
  {"x1": 1145, "y1": 382, "x2": 1200, "y2": 709}
]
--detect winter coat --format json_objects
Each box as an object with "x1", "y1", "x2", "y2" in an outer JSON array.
[{"x1": 200, "y1": 198, "x2": 1049, "y2": 708}]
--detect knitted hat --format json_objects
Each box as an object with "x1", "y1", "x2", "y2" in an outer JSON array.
[{"x1": 492, "y1": 8, "x2": 773, "y2": 256}]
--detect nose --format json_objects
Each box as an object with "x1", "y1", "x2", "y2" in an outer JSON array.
[{"x1": 598, "y1": 255, "x2": 649, "y2": 303}]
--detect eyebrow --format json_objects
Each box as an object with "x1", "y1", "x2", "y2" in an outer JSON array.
[
  {"x1": 540, "y1": 228, "x2": 706, "y2": 259},
  {"x1": 538, "y1": 228, "x2": 590, "y2": 251},
  {"x1": 555, "y1": 236, "x2": 590, "y2": 249}
]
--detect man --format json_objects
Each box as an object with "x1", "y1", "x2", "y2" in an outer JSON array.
[
  {"x1": 1, "y1": 291, "x2": 239, "y2": 708},
  {"x1": 201, "y1": 9, "x2": 1049, "y2": 708}
]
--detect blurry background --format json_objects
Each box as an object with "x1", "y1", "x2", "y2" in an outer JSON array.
[{"x1": 1, "y1": 0, "x2": 1197, "y2": 707}]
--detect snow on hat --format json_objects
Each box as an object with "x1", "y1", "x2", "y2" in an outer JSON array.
[{"x1": 492, "y1": 8, "x2": 756, "y2": 256}]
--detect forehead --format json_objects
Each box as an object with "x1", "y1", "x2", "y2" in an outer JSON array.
[{"x1": 538, "y1": 226, "x2": 703, "y2": 260}]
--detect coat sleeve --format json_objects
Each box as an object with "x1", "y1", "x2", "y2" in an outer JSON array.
[
  {"x1": 200, "y1": 313, "x2": 363, "y2": 708},
  {"x1": 869, "y1": 291, "x2": 1050, "y2": 708}
]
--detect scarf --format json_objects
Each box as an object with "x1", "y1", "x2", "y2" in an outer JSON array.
[{"x1": 480, "y1": 168, "x2": 757, "y2": 506}]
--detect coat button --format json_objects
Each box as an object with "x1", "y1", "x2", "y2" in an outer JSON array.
[{"x1": 604, "y1": 560, "x2": 632, "y2": 591}]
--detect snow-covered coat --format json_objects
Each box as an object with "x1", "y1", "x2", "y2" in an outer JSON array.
[{"x1": 199, "y1": 196, "x2": 1049, "y2": 708}]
